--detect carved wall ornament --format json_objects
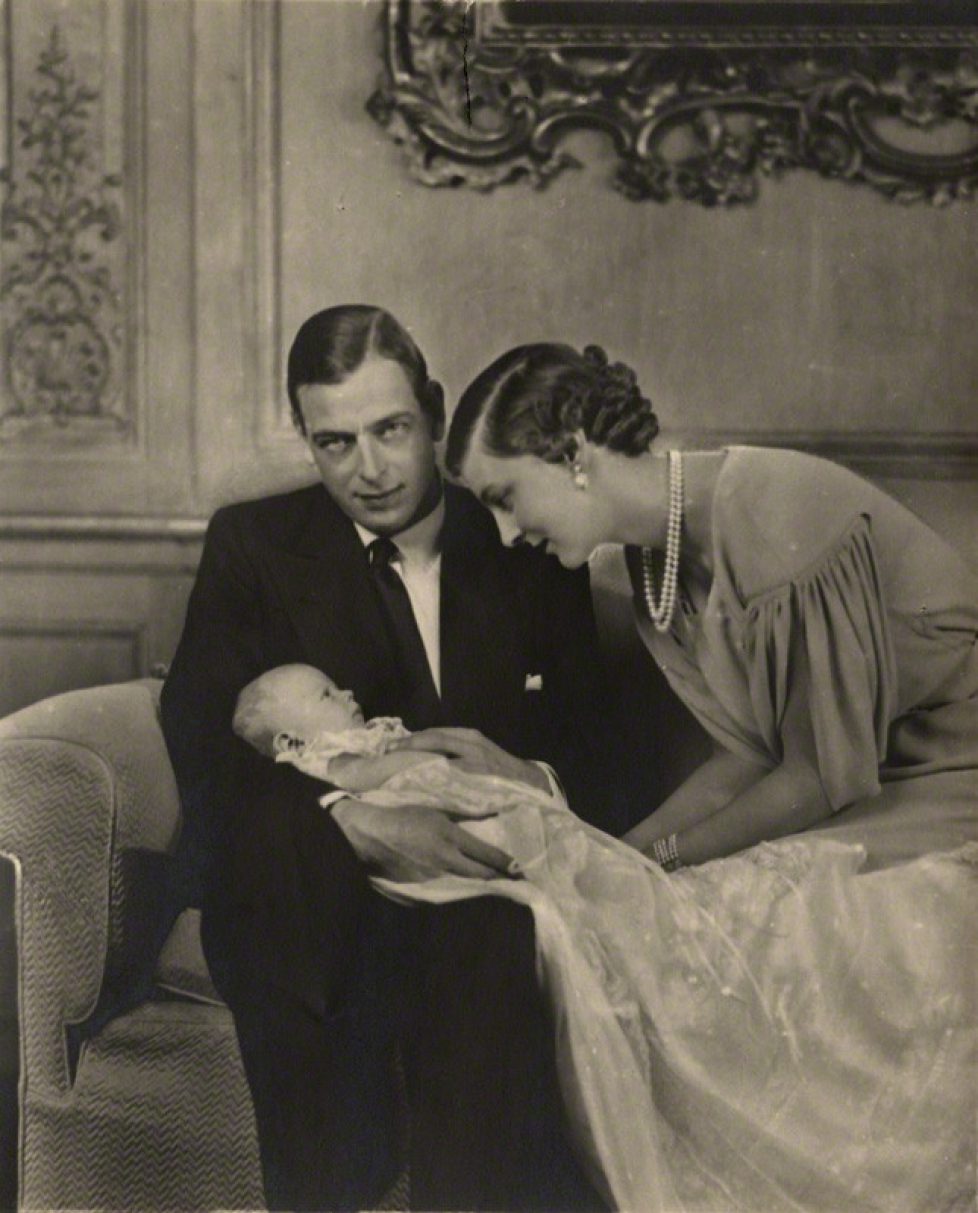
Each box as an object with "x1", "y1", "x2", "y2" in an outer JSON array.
[
  {"x1": 1, "y1": 25, "x2": 125, "y2": 435},
  {"x1": 367, "y1": 0, "x2": 978, "y2": 206}
]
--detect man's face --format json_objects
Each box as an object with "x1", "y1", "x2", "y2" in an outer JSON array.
[{"x1": 297, "y1": 354, "x2": 442, "y2": 535}]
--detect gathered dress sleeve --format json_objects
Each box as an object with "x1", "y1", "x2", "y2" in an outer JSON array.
[{"x1": 741, "y1": 515, "x2": 898, "y2": 811}]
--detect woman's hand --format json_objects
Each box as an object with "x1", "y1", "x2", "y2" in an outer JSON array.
[
  {"x1": 624, "y1": 750, "x2": 831, "y2": 867},
  {"x1": 331, "y1": 797, "x2": 522, "y2": 882},
  {"x1": 622, "y1": 748, "x2": 767, "y2": 854},
  {"x1": 392, "y1": 727, "x2": 551, "y2": 793}
]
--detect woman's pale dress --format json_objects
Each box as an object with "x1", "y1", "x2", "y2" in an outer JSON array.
[{"x1": 630, "y1": 446, "x2": 978, "y2": 868}]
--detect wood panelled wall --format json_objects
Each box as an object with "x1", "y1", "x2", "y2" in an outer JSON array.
[
  {"x1": 0, "y1": 0, "x2": 312, "y2": 716},
  {"x1": 1, "y1": 0, "x2": 977, "y2": 718}
]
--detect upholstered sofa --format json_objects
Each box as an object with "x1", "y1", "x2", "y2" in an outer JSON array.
[{"x1": 0, "y1": 679, "x2": 264, "y2": 1212}]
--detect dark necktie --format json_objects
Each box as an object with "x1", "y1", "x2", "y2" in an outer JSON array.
[{"x1": 368, "y1": 536, "x2": 442, "y2": 729}]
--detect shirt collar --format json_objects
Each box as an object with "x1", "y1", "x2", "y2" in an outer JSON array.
[{"x1": 354, "y1": 493, "x2": 445, "y2": 564}]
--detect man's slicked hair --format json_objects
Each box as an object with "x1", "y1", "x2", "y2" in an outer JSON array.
[{"x1": 286, "y1": 305, "x2": 443, "y2": 433}]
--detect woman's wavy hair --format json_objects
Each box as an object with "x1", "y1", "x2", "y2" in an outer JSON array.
[
  {"x1": 287, "y1": 305, "x2": 444, "y2": 434},
  {"x1": 446, "y1": 343, "x2": 658, "y2": 477}
]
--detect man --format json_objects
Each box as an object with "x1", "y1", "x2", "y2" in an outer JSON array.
[{"x1": 161, "y1": 306, "x2": 614, "y2": 1211}]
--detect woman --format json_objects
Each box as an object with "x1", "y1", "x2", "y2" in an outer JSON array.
[
  {"x1": 408, "y1": 341, "x2": 978, "y2": 1211},
  {"x1": 445, "y1": 343, "x2": 978, "y2": 871}
]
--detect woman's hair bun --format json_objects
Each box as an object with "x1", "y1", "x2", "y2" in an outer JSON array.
[{"x1": 579, "y1": 346, "x2": 659, "y2": 455}]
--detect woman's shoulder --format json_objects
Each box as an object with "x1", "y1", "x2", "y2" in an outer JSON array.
[
  {"x1": 717, "y1": 445, "x2": 868, "y2": 502},
  {"x1": 711, "y1": 447, "x2": 884, "y2": 600}
]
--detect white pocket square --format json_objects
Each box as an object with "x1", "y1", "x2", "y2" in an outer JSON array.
[{"x1": 524, "y1": 674, "x2": 543, "y2": 692}]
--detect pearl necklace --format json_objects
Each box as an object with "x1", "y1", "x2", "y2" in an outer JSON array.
[{"x1": 641, "y1": 449, "x2": 683, "y2": 634}]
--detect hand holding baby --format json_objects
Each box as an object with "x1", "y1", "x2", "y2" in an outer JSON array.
[
  {"x1": 391, "y1": 727, "x2": 552, "y2": 793},
  {"x1": 330, "y1": 798, "x2": 520, "y2": 881},
  {"x1": 233, "y1": 664, "x2": 521, "y2": 881}
]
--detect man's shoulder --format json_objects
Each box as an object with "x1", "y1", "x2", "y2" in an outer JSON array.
[
  {"x1": 442, "y1": 481, "x2": 497, "y2": 546},
  {"x1": 211, "y1": 481, "x2": 324, "y2": 524},
  {"x1": 208, "y1": 482, "x2": 333, "y2": 545},
  {"x1": 443, "y1": 483, "x2": 589, "y2": 596},
  {"x1": 443, "y1": 482, "x2": 542, "y2": 560}
]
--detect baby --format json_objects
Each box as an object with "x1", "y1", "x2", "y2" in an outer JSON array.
[
  {"x1": 232, "y1": 662, "x2": 566, "y2": 878},
  {"x1": 235, "y1": 664, "x2": 589, "y2": 912},
  {"x1": 232, "y1": 663, "x2": 438, "y2": 793}
]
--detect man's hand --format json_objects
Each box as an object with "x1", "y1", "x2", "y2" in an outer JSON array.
[
  {"x1": 392, "y1": 727, "x2": 551, "y2": 793},
  {"x1": 331, "y1": 798, "x2": 521, "y2": 883}
]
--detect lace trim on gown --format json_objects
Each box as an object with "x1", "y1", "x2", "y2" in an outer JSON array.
[{"x1": 274, "y1": 717, "x2": 410, "y2": 781}]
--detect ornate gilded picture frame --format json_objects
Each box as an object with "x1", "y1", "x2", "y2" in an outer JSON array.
[{"x1": 368, "y1": 0, "x2": 978, "y2": 205}]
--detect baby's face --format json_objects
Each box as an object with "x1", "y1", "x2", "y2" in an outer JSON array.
[{"x1": 267, "y1": 667, "x2": 364, "y2": 739}]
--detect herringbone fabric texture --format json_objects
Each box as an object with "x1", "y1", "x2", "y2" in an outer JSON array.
[
  {"x1": 0, "y1": 683, "x2": 263, "y2": 1210},
  {"x1": 23, "y1": 1002, "x2": 263, "y2": 1211}
]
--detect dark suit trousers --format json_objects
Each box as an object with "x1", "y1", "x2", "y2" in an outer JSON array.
[
  {"x1": 405, "y1": 896, "x2": 608, "y2": 1213},
  {"x1": 205, "y1": 850, "x2": 606, "y2": 1211}
]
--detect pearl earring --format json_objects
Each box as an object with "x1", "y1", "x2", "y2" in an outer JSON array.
[{"x1": 572, "y1": 463, "x2": 588, "y2": 490}]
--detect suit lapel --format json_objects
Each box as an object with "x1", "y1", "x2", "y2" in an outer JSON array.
[
  {"x1": 264, "y1": 489, "x2": 402, "y2": 716},
  {"x1": 439, "y1": 487, "x2": 523, "y2": 731}
]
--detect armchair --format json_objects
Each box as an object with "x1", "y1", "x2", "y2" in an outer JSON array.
[{"x1": 0, "y1": 680, "x2": 263, "y2": 1211}]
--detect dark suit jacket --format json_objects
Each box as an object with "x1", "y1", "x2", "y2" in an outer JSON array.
[{"x1": 161, "y1": 481, "x2": 612, "y2": 1012}]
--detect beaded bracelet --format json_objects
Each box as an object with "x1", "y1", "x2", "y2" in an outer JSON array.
[{"x1": 651, "y1": 833, "x2": 683, "y2": 872}]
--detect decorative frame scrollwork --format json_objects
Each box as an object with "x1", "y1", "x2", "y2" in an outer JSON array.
[{"x1": 367, "y1": 0, "x2": 978, "y2": 205}]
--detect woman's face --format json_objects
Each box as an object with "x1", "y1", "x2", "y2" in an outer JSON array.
[{"x1": 460, "y1": 438, "x2": 606, "y2": 569}]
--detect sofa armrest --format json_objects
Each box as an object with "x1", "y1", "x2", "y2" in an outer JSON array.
[{"x1": 0, "y1": 681, "x2": 183, "y2": 1097}]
